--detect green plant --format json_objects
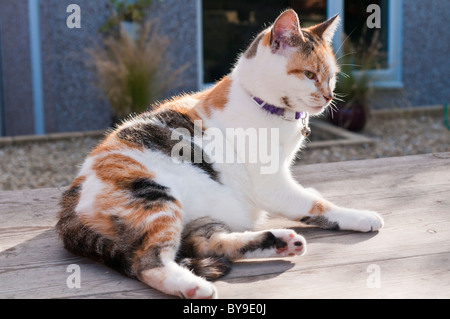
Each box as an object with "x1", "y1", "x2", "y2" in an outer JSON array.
[
  {"x1": 329, "y1": 29, "x2": 386, "y2": 131},
  {"x1": 88, "y1": 21, "x2": 187, "y2": 121},
  {"x1": 99, "y1": 0, "x2": 153, "y2": 34},
  {"x1": 335, "y1": 29, "x2": 385, "y2": 112}
]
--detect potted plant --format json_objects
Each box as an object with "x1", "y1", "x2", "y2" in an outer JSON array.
[
  {"x1": 99, "y1": 0, "x2": 154, "y2": 37},
  {"x1": 329, "y1": 30, "x2": 384, "y2": 132},
  {"x1": 88, "y1": 21, "x2": 187, "y2": 123}
]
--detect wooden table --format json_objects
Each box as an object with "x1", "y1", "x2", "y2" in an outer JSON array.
[{"x1": 1, "y1": 153, "x2": 449, "y2": 299}]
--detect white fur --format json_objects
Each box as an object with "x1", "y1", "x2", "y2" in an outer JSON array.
[{"x1": 198, "y1": 20, "x2": 384, "y2": 234}]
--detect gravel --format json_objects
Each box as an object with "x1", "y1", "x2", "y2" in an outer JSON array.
[
  {"x1": 0, "y1": 114, "x2": 449, "y2": 191},
  {"x1": 301, "y1": 114, "x2": 450, "y2": 164}
]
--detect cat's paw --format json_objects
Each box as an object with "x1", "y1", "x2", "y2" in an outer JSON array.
[
  {"x1": 180, "y1": 280, "x2": 218, "y2": 299},
  {"x1": 268, "y1": 229, "x2": 307, "y2": 257},
  {"x1": 335, "y1": 209, "x2": 384, "y2": 233}
]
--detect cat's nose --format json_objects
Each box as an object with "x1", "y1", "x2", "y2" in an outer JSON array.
[{"x1": 323, "y1": 94, "x2": 333, "y2": 102}]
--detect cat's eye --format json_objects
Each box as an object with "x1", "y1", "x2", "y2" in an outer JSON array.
[{"x1": 304, "y1": 71, "x2": 316, "y2": 80}]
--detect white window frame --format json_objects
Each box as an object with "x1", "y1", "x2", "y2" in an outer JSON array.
[
  {"x1": 329, "y1": 0, "x2": 403, "y2": 88},
  {"x1": 197, "y1": 0, "x2": 403, "y2": 89}
]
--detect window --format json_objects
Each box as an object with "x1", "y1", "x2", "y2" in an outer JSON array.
[
  {"x1": 199, "y1": 0, "x2": 403, "y2": 88},
  {"x1": 341, "y1": 0, "x2": 403, "y2": 88},
  {"x1": 344, "y1": 0, "x2": 390, "y2": 69},
  {"x1": 201, "y1": 0, "x2": 327, "y2": 84}
]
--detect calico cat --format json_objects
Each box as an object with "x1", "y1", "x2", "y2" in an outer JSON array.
[{"x1": 57, "y1": 10, "x2": 383, "y2": 299}]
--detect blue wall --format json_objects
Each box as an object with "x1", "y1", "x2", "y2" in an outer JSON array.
[{"x1": 402, "y1": 0, "x2": 450, "y2": 106}]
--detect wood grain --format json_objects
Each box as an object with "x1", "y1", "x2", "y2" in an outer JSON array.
[{"x1": 0, "y1": 153, "x2": 449, "y2": 299}]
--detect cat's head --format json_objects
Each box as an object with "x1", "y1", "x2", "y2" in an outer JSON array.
[{"x1": 236, "y1": 9, "x2": 341, "y2": 116}]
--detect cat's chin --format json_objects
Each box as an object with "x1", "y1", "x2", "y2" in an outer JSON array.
[{"x1": 305, "y1": 105, "x2": 327, "y2": 115}]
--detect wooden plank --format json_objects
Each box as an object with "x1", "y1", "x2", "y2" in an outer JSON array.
[
  {"x1": 216, "y1": 252, "x2": 450, "y2": 299},
  {"x1": 0, "y1": 153, "x2": 449, "y2": 299}
]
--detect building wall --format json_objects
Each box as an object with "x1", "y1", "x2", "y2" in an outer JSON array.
[
  {"x1": 39, "y1": 0, "x2": 112, "y2": 133},
  {"x1": 0, "y1": 0, "x2": 35, "y2": 136},
  {"x1": 0, "y1": 0, "x2": 199, "y2": 136},
  {"x1": 146, "y1": 0, "x2": 199, "y2": 96},
  {"x1": 402, "y1": 0, "x2": 450, "y2": 106}
]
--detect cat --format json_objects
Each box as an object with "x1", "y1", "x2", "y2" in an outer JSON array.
[{"x1": 57, "y1": 9, "x2": 384, "y2": 299}]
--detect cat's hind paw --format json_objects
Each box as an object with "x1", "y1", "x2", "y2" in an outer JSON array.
[
  {"x1": 180, "y1": 280, "x2": 218, "y2": 299},
  {"x1": 269, "y1": 229, "x2": 307, "y2": 257},
  {"x1": 240, "y1": 229, "x2": 307, "y2": 259}
]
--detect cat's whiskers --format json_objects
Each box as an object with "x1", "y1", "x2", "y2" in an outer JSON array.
[
  {"x1": 335, "y1": 30, "x2": 356, "y2": 57},
  {"x1": 338, "y1": 71, "x2": 350, "y2": 79},
  {"x1": 336, "y1": 51, "x2": 357, "y2": 62}
]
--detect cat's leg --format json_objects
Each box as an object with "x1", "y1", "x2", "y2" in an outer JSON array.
[
  {"x1": 128, "y1": 205, "x2": 218, "y2": 299},
  {"x1": 138, "y1": 249, "x2": 218, "y2": 299},
  {"x1": 255, "y1": 169, "x2": 384, "y2": 232},
  {"x1": 179, "y1": 217, "x2": 306, "y2": 262}
]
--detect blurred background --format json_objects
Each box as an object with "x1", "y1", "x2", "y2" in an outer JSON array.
[{"x1": 0, "y1": 0, "x2": 448, "y2": 191}]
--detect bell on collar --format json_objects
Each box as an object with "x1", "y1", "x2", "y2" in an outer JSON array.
[{"x1": 301, "y1": 126, "x2": 312, "y2": 138}]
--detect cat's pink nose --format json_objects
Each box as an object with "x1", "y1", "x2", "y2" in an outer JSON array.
[{"x1": 323, "y1": 94, "x2": 333, "y2": 102}]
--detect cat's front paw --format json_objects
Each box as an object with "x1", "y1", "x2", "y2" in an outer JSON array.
[{"x1": 336, "y1": 209, "x2": 384, "y2": 232}]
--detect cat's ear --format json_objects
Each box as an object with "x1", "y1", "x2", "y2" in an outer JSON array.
[
  {"x1": 308, "y1": 14, "x2": 341, "y2": 44},
  {"x1": 270, "y1": 9, "x2": 305, "y2": 54}
]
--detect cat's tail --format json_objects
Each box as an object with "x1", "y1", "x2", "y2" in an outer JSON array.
[{"x1": 177, "y1": 257, "x2": 232, "y2": 281}]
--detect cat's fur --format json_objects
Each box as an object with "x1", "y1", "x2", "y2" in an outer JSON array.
[{"x1": 57, "y1": 10, "x2": 383, "y2": 299}]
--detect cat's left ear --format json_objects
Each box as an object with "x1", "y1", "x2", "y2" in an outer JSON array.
[
  {"x1": 308, "y1": 14, "x2": 341, "y2": 44},
  {"x1": 270, "y1": 9, "x2": 305, "y2": 54}
]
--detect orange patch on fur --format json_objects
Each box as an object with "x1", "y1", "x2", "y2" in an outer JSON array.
[
  {"x1": 133, "y1": 213, "x2": 183, "y2": 260},
  {"x1": 309, "y1": 201, "x2": 330, "y2": 216},
  {"x1": 287, "y1": 68, "x2": 303, "y2": 76},
  {"x1": 90, "y1": 133, "x2": 143, "y2": 157},
  {"x1": 286, "y1": 40, "x2": 334, "y2": 84},
  {"x1": 79, "y1": 211, "x2": 116, "y2": 238},
  {"x1": 201, "y1": 76, "x2": 232, "y2": 117},
  {"x1": 93, "y1": 153, "x2": 153, "y2": 189},
  {"x1": 71, "y1": 175, "x2": 86, "y2": 188},
  {"x1": 261, "y1": 31, "x2": 271, "y2": 47}
]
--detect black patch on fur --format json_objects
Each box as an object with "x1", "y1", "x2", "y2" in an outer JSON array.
[
  {"x1": 299, "y1": 31, "x2": 316, "y2": 56},
  {"x1": 179, "y1": 217, "x2": 231, "y2": 258},
  {"x1": 239, "y1": 231, "x2": 279, "y2": 255},
  {"x1": 178, "y1": 257, "x2": 232, "y2": 281},
  {"x1": 130, "y1": 178, "x2": 176, "y2": 204},
  {"x1": 301, "y1": 216, "x2": 340, "y2": 230},
  {"x1": 282, "y1": 96, "x2": 293, "y2": 109},
  {"x1": 245, "y1": 32, "x2": 264, "y2": 59},
  {"x1": 117, "y1": 111, "x2": 220, "y2": 183},
  {"x1": 155, "y1": 110, "x2": 199, "y2": 137}
]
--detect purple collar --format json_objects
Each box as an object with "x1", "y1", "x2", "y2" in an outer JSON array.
[{"x1": 251, "y1": 96, "x2": 305, "y2": 121}]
